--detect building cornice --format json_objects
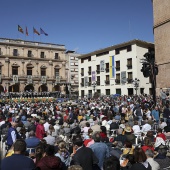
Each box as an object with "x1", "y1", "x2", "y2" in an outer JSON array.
[
  {"x1": 77, "y1": 39, "x2": 154, "y2": 59},
  {"x1": 153, "y1": 18, "x2": 170, "y2": 29}
]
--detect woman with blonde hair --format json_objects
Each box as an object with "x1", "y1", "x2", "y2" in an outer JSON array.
[{"x1": 55, "y1": 141, "x2": 71, "y2": 168}]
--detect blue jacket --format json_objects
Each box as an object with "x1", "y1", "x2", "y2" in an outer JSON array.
[
  {"x1": 25, "y1": 137, "x2": 40, "y2": 148},
  {"x1": 89, "y1": 142, "x2": 110, "y2": 169},
  {"x1": 6, "y1": 127, "x2": 19, "y2": 146}
]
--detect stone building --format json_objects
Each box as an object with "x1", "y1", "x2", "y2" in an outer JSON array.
[
  {"x1": 0, "y1": 38, "x2": 68, "y2": 94},
  {"x1": 152, "y1": 0, "x2": 170, "y2": 93},
  {"x1": 65, "y1": 50, "x2": 79, "y2": 97}
]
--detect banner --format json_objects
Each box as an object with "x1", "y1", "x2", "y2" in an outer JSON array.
[
  {"x1": 13, "y1": 75, "x2": 18, "y2": 84},
  {"x1": 55, "y1": 76, "x2": 60, "y2": 84},
  {"x1": 110, "y1": 56, "x2": 115, "y2": 78},
  {"x1": 27, "y1": 75, "x2": 32, "y2": 84},
  {"x1": 100, "y1": 60, "x2": 105, "y2": 72},
  {"x1": 84, "y1": 76, "x2": 88, "y2": 87},
  {"x1": 92, "y1": 71, "x2": 96, "y2": 82},
  {"x1": 41, "y1": 76, "x2": 46, "y2": 84},
  {"x1": 121, "y1": 71, "x2": 126, "y2": 84}
]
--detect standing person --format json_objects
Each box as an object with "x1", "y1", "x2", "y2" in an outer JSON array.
[
  {"x1": 134, "y1": 105, "x2": 143, "y2": 125},
  {"x1": 163, "y1": 104, "x2": 170, "y2": 125},
  {"x1": 71, "y1": 135, "x2": 99, "y2": 170},
  {"x1": 89, "y1": 132, "x2": 110, "y2": 169},
  {"x1": 6, "y1": 122, "x2": 19, "y2": 150},
  {"x1": 152, "y1": 106, "x2": 160, "y2": 123},
  {"x1": 36, "y1": 119, "x2": 45, "y2": 140},
  {"x1": 1, "y1": 139, "x2": 35, "y2": 170}
]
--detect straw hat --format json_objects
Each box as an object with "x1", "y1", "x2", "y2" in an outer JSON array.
[{"x1": 124, "y1": 126, "x2": 132, "y2": 132}]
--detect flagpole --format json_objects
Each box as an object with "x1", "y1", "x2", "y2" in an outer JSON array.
[{"x1": 24, "y1": 26, "x2": 26, "y2": 41}]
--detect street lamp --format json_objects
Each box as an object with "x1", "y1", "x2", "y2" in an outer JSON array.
[
  {"x1": 132, "y1": 78, "x2": 140, "y2": 95},
  {"x1": 91, "y1": 81, "x2": 97, "y2": 97}
]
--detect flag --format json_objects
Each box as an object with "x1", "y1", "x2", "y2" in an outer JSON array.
[
  {"x1": 26, "y1": 26, "x2": 28, "y2": 36},
  {"x1": 18, "y1": 25, "x2": 24, "y2": 34},
  {"x1": 4, "y1": 86, "x2": 7, "y2": 93},
  {"x1": 40, "y1": 28, "x2": 48, "y2": 36},
  {"x1": 33, "y1": 27, "x2": 40, "y2": 35}
]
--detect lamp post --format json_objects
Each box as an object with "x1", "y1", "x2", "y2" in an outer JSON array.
[
  {"x1": 132, "y1": 78, "x2": 140, "y2": 95},
  {"x1": 91, "y1": 81, "x2": 97, "y2": 98}
]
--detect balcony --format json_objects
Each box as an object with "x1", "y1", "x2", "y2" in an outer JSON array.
[
  {"x1": 115, "y1": 66, "x2": 120, "y2": 71},
  {"x1": 127, "y1": 64, "x2": 132, "y2": 69},
  {"x1": 105, "y1": 80, "x2": 110, "y2": 85},
  {"x1": 88, "y1": 82, "x2": 91, "y2": 86},
  {"x1": 13, "y1": 52, "x2": 19, "y2": 56},
  {"x1": 115, "y1": 79, "x2": 120, "y2": 84},
  {"x1": 54, "y1": 56, "x2": 60, "y2": 60},
  {"x1": 80, "y1": 72, "x2": 84, "y2": 76},
  {"x1": 105, "y1": 68, "x2": 109, "y2": 73},
  {"x1": 96, "y1": 81, "x2": 100, "y2": 86},
  {"x1": 80, "y1": 83, "x2": 84, "y2": 87},
  {"x1": 96, "y1": 70, "x2": 100, "y2": 74},
  {"x1": 127, "y1": 78, "x2": 133, "y2": 84}
]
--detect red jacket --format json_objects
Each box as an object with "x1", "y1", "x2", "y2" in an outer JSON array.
[{"x1": 36, "y1": 124, "x2": 45, "y2": 140}]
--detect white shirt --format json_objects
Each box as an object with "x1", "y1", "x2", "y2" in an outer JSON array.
[
  {"x1": 147, "y1": 158, "x2": 160, "y2": 170},
  {"x1": 44, "y1": 135, "x2": 55, "y2": 145},
  {"x1": 142, "y1": 123, "x2": 151, "y2": 133},
  {"x1": 44, "y1": 122, "x2": 50, "y2": 132},
  {"x1": 132, "y1": 125, "x2": 141, "y2": 134}
]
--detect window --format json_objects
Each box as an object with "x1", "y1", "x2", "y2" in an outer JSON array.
[
  {"x1": 41, "y1": 52, "x2": 45, "y2": 58},
  {"x1": 105, "y1": 75, "x2": 110, "y2": 85},
  {"x1": 97, "y1": 76, "x2": 100, "y2": 85},
  {"x1": 88, "y1": 57, "x2": 91, "y2": 61},
  {"x1": 97, "y1": 89, "x2": 101, "y2": 95},
  {"x1": 28, "y1": 50, "x2": 32, "y2": 57},
  {"x1": 96, "y1": 65, "x2": 100, "y2": 74},
  {"x1": 116, "y1": 74, "x2": 120, "y2": 84},
  {"x1": 81, "y1": 78, "x2": 84, "y2": 86},
  {"x1": 127, "y1": 45, "x2": 132, "y2": 52},
  {"x1": 13, "y1": 49, "x2": 18, "y2": 56},
  {"x1": 116, "y1": 61, "x2": 120, "y2": 71},
  {"x1": 12, "y1": 67, "x2": 18, "y2": 75},
  {"x1": 55, "y1": 68, "x2": 59, "y2": 77},
  {"x1": 88, "y1": 77, "x2": 91, "y2": 86},
  {"x1": 41, "y1": 68, "x2": 46, "y2": 76},
  {"x1": 127, "y1": 72, "x2": 133, "y2": 83},
  {"x1": 81, "y1": 68, "x2": 84, "y2": 76},
  {"x1": 55, "y1": 53, "x2": 59, "y2": 59},
  {"x1": 96, "y1": 51, "x2": 109, "y2": 57},
  {"x1": 106, "y1": 89, "x2": 110, "y2": 95},
  {"x1": 127, "y1": 58, "x2": 132, "y2": 69},
  {"x1": 27, "y1": 68, "x2": 32, "y2": 75},
  {"x1": 115, "y1": 49, "x2": 120, "y2": 55},
  {"x1": 81, "y1": 90, "x2": 84, "y2": 98},
  {"x1": 105, "y1": 63, "x2": 109, "y2": 72},
  {"x1": 88, "y1": 66, "x2": 91, "y2": 75}
]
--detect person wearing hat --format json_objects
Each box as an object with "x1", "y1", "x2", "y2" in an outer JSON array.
[{"x1": 124, "y1": 126, "x2": 135, "y2": 144}]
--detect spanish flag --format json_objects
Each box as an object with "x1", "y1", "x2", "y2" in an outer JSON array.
[
  {"x1": 18, "y1": 25, "x2": 24, "y2": 34},
  {"x1": 33, "y1": 27, "x2": 40, "y2": 35}
]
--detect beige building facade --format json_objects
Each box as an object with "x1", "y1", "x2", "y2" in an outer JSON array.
[
  {"x1": 152, "y1": 0, "x2": 170, "y2": 93},
  {"x1": 0, "y1": 38, "x2": 68, "y2": 94}
]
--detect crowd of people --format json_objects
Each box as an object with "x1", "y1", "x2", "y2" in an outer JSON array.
[{"x1": 0, "y1": 93, "x2": 170, "y2": 170}]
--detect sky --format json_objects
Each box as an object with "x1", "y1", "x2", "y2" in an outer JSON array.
[{"x1": 0, "y1": 0, "x2": 154, "y2": 54}]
